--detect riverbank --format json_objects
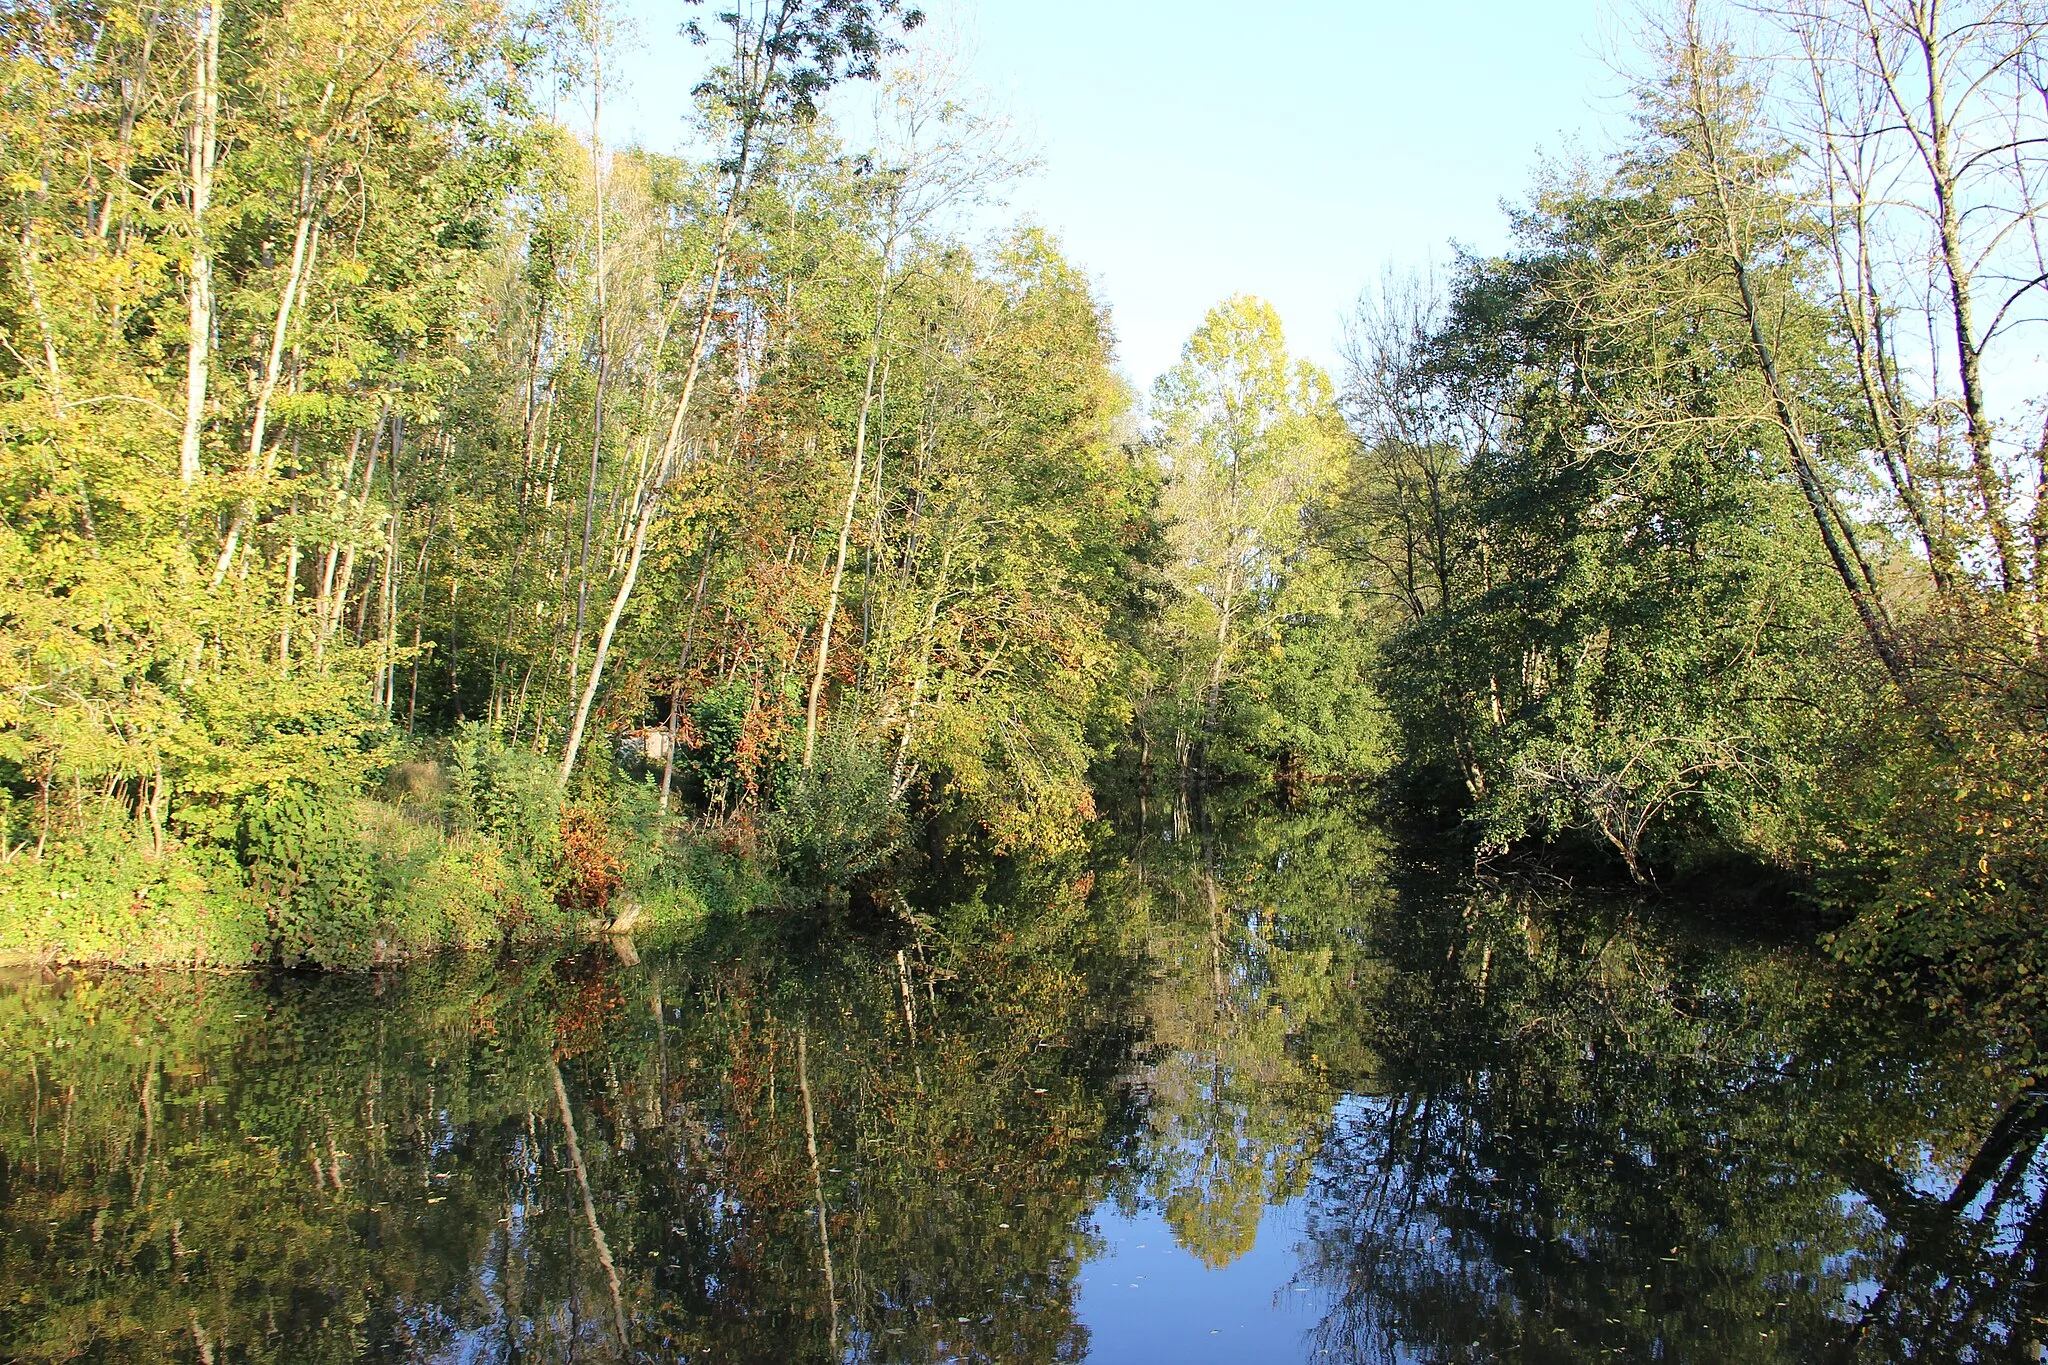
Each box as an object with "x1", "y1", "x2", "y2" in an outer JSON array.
[
  {"x1": 0, "y1": 818, "x2": 713, "y2": 970},
  {"x1": 0, "y1": 739, "x2": 775, "y2": 969}
]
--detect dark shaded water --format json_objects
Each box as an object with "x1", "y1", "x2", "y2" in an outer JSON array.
[{"x1": 4, "y1": 804, "x2": 2045, "y2": 1363}]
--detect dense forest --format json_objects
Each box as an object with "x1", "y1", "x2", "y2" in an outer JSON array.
[
  {"x1": 0, "y1": 0, "x2": 1156, "y2": 965},
  {"x1": 1, "y1": 0, "x2": 2044, "y2": 1041}
]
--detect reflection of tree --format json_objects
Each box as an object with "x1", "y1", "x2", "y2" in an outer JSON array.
[
  {"x1": 1132, "y1": 860, "x2": 1324, "y2": 1268},
  {"x1": 1281, "y1": 853, "x2": 2036, "y2": 1364},
  {"x1": 1096, "y1": 791, "x2": 2047, "y2": 1364},
  {"x1": 4, "y1": 801, "x2": 2039, "y2": 1364},
  {"x1": 1841, "y1": 1085, "x2": 2048, "y2": 1364},
  {"x1": 1112, "y1": 795, "x2": 1384, "y2": 1269},
  {"x1": 0, "y1": 888, "x2": 1149, "y2": 1364}
]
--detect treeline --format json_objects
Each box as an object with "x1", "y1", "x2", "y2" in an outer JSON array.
[
  {"x1": 0, "y1": 0, "x2": 1150, "y2": 963},
  {"x1": 1144, "y1": 1, "x2": 2047, "y2": 1027},
  {"x1": 8, "y1": 0, "x2": 2046, "y2": 1007}
]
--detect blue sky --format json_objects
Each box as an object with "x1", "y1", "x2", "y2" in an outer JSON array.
[{"x1": 608, "y1": 0, "x2": 1624, "y2": 390}]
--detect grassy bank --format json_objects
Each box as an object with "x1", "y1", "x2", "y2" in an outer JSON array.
[{"x1": 0, "y1": 726, "x2": 772, "y2": 969}]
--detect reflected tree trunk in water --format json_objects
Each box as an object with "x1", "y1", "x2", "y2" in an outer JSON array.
[
  {"x1": 798, "y1": 1029, "x2": 840, "y2": 1353},
  {"x1": 896, "y1": 949, "x2": 925, "y2": 1092},
  {"x1": 652, "y1": 989, "x2": 668, "y2": 1127},
  {"x1": 1839, "y1": 1085, "x2": 2048, "y2": 1364},
  {"x1": 547, "y1": 1054, "x2": 628, "y2": 1352},
  {"x1": 1204, "y1": 863, "x2": 1229, "y2": 1022},
  {"x1": 132, "y1": 1052, "x2": 156, "y2": 1204}
]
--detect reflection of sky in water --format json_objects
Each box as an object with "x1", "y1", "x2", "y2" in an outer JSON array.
[
  {"x1": 1070, "y1": 1070, "x2": 2048, "y2": 1364},
  {"x1": 1076, "y1": 1200, "x2": 1323, "y2": 1364}
]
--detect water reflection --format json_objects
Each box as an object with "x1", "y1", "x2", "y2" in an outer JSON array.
[{"x1": 2, "y1": 801, "x2": 2042, "y2": 1363}]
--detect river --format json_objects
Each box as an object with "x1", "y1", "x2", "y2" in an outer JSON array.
[{"x1": 2, "y1": 802, "x2": 2041, "y2": 1362}]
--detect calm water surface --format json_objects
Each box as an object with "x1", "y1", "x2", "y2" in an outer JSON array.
[{"x1": 3, "y1": 806, "x2": 2044, "y2": 1362}]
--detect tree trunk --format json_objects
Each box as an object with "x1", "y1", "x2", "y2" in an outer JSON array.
[
  {"x1": 403, "y1": 507, "x2": 438, "y2": 735},
  {"x1": 1841, "y1": 193, "x2": 1955, "y2": 589},
  {"x1": 659, "y1": 537, "x2": 717, "y2": 813},
  {"x1": 280, "y1": 501, "x2": 300, "y2": 671},
  {"x1": 1203, "y1": 564, "x2": 1238, "y2": 736},
  {"x1": 97, "y1": 15, "x2": 151, "y2": 243},
  {"x1": 2031, "y1": 415, "x2": 2048, "y2": 602},
  {"x1": 571, "y1": 67, "x2": 611, "y2": 699},
  {"x1": 314, "y1": 426, "x2": 364, "y2": 633},
  {"x1": 890, "y1": 543, "x2": 953, "y2": 797},
  {"x1": 1853, "y1": 0, "x2": 2025, "y2": 592},
  {"x1": 15, "y1": 212, "x2": 64, "y2": 417},
  {"x1": 213, "y1": 167, "x2": 322, "y2": 585},
  {"x1": 1680, "y1": 35, "x2": 1910, "y2": 687},
  {"x1": 179, "y1": 0, "x2": 220, "y2": 484},
  {"x1": 1912, "y1": 16, "x2": 2022, "y2": 593},
  {"x1": 248, "y1": 160, "x2": 320, "y2": 471},
  {"x1": 553, "y1": 81, "x2": 769, "y2": 787},
  {"x1": 558, "y1": 457, "x2": 666, "y2": 787}
]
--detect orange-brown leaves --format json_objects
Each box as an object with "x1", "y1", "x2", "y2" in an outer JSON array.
[{"x1": 553, "y1": 806, "x2": 623, "y2": 914}]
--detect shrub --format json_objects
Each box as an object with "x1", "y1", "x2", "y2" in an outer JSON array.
[
  {"x1": 673, "y1": 679, "x2": 791, "y2": 812},
  {"x1": 353, "y1": 797, "x2": 576, "y2": 955},
  {"x1": 0, "y1": 818, "x2": 263, "y2": 966},
  {"x1": 446, "y1": 723, "x2": 563, "y2": 868},
  {"x1": 657, "y1": 817, "x2": 770, "y2": 921},
  {"x1": 389, "y1": 835, "x2": 565, "y2": 950},
  {"x1": 1828, "y1": 621, "x2": 2048, "y2": 1056},
  {"x1": 237, "y1": 787, "x2": 378, "y2": 968},
  {"x1": 768, "y1": 724, "x2": 906, "y2": 894},
  {"x1": 554, "y1": 806, "x2": 624, "y2": 915},
  {"x1": 381, "y1": 759, "x2": 450, "y2": 808}
]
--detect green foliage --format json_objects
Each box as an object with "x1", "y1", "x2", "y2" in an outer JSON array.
[
  {"x1": 664, "y1": 820, "x2": 776, "y2": 919},
  {"x1": 681, "y1": 677, "x2": 764, "y2": 803},
  {"x1": 1215, "y1": 572, "x2": 1392, "y2": 784},
  {"x1": 0, "y1": 0, "x2": 1154, "y2": 963},
  {"x1": 0, "y1": 817, "x2": 263, "y2": 966},
  {"x1": 1144, "y1": 296, "x2": 1352, "y2": 776},
  {"x1": 1339, "y1": 128, "x2": 1875, "y2": 881},
  {"x1": 354, "y1": 795, "x2": 569, "y2": 951},
  {"x1": 445, "y1": 722, "x2": 563, "y2": 868},
  {"x1": 768, "y1": 722, "x2": 906, "y2": 894},
  {"x1": 238, "y1": 786, "x2": 378, "y2": 967},
  {"x1": 1298, "y1": 14, "x2": 2048, "y2": 1048},
  {"x1": 1827, "y1": 606, "x2": 2048, "y2": 1057}
]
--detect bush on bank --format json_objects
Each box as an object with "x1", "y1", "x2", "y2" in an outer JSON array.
[{"x1": 0, "y1": 726, "x2": 724, "y2": 969}]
